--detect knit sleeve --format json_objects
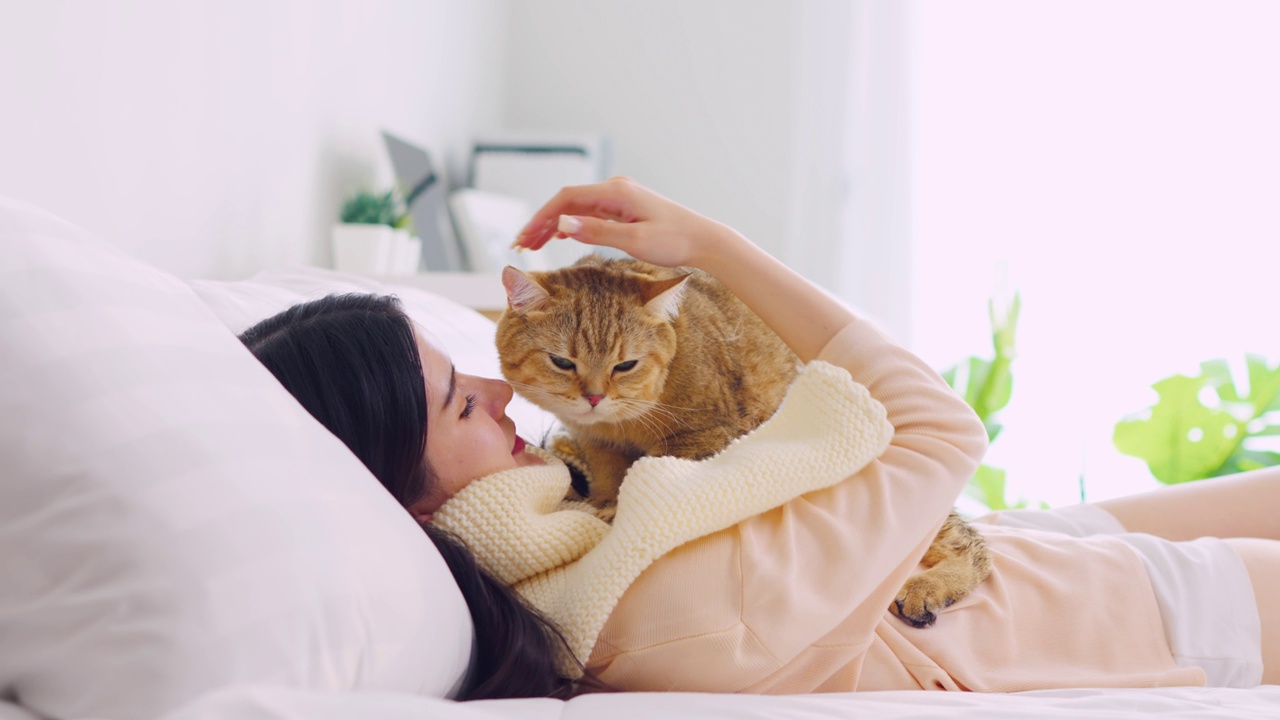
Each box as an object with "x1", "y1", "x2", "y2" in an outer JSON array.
[{"x1": 431, "y1": 460, "x2": 609, "y2": 587}]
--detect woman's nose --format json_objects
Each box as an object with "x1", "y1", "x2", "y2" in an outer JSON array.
[{"x1": 481, "y1": 377, "x2": 513, "y2": 416}]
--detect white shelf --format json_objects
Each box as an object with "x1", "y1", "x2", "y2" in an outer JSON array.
[{"x1": 379, "y1": 271, "x2": 506, "y2": 312}]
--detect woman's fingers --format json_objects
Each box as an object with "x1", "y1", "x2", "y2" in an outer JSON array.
[
  {"x1": 510, "y1": 177, "x2": 715, "y2": 269},
  {"x1": 556, "y1": 215, "x2": 639, "y2": 254},
  {"x1": 512, "y1": 178, "x2": 644, "y2": 250}
]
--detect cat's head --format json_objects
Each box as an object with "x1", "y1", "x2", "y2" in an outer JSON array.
[{"x1": 495, "y1": 257, "x2": 689, "y2": 427}]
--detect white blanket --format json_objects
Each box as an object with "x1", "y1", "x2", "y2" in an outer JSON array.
[{"x1": 7, "y1": 685, "x2": 1272, "y2": 720}]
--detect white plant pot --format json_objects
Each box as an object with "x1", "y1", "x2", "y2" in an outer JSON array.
[
  {"x1": 390, "y1": 235, "x2": 422, "y2": 275},
  {"x1": 331, "y1": 224, "x2": 421, "y2": 276}
]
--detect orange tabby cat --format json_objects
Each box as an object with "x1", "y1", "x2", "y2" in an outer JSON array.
[{"x1": 496, "y1": 254, "x2": 990, "y2": 627}]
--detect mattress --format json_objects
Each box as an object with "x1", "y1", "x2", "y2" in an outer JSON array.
[{"x1": 8, "y1": 684, "x2": 1263, "y2": 720}]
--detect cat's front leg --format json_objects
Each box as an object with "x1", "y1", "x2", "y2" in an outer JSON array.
[
  {"x1": 577, "y1": 439, "x2": 643, "y2": 511},
  {"x1": 889, "y1": 511, "x2": 993, "y2": 627}
]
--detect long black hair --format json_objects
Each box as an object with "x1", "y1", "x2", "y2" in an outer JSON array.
[{"x1": 239, "y1": 293, "x2": 578, "y2": 700}]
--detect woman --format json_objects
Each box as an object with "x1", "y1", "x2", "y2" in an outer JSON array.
[
  {"x1": 238, "y1": 291, "x2": 576, "y2": 699},
  {"x1": 242, "y1": 177, "x2": 1278, "y2": 698}
]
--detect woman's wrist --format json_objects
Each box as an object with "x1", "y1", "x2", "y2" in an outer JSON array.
[
  {"x1": 689, "y1": 222, "x2": 753, "y2": 278},
  {"x1": 691, "y1": 228, "x2": 857, "y2": 363}
]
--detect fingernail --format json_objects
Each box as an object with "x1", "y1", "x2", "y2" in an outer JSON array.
[{"x1": 558, "y1": 215, "x2": 582, "y2": 236}]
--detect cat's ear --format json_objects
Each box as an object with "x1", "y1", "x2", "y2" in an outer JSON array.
[
  {"x1": 640, "y1": 274, "x2": 690, "y2": 321},
  {"x1": 502, "y1": 265, "x2": 550, "y2": 314}
]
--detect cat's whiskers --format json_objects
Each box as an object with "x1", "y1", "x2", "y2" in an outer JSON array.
[
  {"x1": 505, "y1": 378, "x2": 562, "y2": 400},
  {"x1": 618, "y1": 403, "x2": 673, "y2": 446},
  {"x1": 620, "y1": 398, "x2": 696, "y2": 431},
  {"x1": 637, "y1": 398, "x2": 709, "y2": 413},
  {"x1": 505, "y1": 379, "x2": 575, "y2": 413},
  {"x1": 613, "y1": 398, "x2": 689, "y2": 437},
  {"x1": 646, "y1": 401, "x2": 704, "y2": 427}
]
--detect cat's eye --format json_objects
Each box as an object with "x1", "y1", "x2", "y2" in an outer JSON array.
[
  {"x1": 549, "y1": 355, "x2": 576, "y2": 371},
  {"x1": 613, "y1": 360, "x2": 638, "y2": 373}
]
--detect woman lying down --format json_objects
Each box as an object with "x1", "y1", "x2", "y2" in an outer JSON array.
[{"x1": 240, "y1": 177, "x2": 1279, "y2": 699}]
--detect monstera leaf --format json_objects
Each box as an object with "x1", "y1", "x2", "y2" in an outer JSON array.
[{"x1": 1113, "y1": 355, "x2": 1280, "y2": 484}]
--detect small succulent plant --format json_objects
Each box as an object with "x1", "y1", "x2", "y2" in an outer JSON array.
[{"x1": 340, "y1": 189, "x2": 409, "y2": 228}]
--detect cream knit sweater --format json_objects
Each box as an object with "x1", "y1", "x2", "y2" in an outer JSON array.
[{"x1": 431, "y1": 360, "x2": 893, "y2": 675}]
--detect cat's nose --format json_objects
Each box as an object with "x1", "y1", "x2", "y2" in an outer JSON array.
[{"x1": 585, "y1": 393, "x2": 604, "y2": 407}]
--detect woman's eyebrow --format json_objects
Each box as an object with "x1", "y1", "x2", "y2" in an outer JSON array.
[{"x1": 442, "y1": 364, "x2": 457, "y2": 412}]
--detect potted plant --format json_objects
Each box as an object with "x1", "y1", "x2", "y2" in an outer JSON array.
[{"x1": 331, "y1": 189, "x2": 422, "y2": 275}]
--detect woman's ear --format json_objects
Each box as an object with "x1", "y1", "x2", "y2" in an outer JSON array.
[{"x1": 409, "y1": 496, "x2": 435, "y2": 524}]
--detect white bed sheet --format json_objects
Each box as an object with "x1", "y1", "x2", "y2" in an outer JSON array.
[{"x1": 11, "y1": 684, "x2": 1259, "y2": 720}]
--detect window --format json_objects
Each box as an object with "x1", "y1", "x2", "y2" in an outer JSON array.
[{"x1": 907, "y1": 1, "x2": 1280, "y2": 505}]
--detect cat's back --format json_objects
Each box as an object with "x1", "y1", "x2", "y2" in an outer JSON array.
[{"x1": 652, "y1": 260, "x2": 799, "y2": 418}]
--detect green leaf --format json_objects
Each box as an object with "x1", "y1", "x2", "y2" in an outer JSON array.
[
  {"x1": 1245, "y1": 354, "x2": 1280, "y2": 411},
  {"x1": 964, "y1": 464, "x2": 1010, "y2": 511},
  {"x1": 986, "y1": 421, "x2": 1004, "y2": 444},
  {"x1": 977, "y1": 361, "x2": 1013, "y2": 417},
  {"x1": 963, "y1": 463, "x2": 1047, "y2": 512},
  {"x1": 964, "y1": 357, "x2": 993, "y2": 410},
  {"x1": 340, "y1": 188, "x2": 407, "y2": 227},
  {"x1": 1113, "y1": 375, "x2": 1236, "y2": 483},
  {"x1": 990, "y1": 291, "x2": 1021, "y2": 354},
  {"x1": 1113, "y1": 356, "x2": 1280, "y2": 484},
  {"x1": 972, "y1": 291, "x2": 1018, "y2": 421},
  {"x1": 941, "y1": 364, "x2": 958, "y2": 389},
  {"x1": 1220, "y1": 449, "x2": 1280, "y2": 474},
  {"x1": 945, "y1": 288, "x2": 1025, "y2": 508}
]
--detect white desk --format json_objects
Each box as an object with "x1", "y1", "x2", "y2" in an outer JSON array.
[{"x1": 380, "y1": 271, "x2": 506, "y2": 321}]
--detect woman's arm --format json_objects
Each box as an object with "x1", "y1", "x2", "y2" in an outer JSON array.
[
  {"x1": 514, "y1": 177, "x2": 854, "y2": 363},
  {"x1": 588, "y1": 302, "x2": 989, "y2": 692},
  {"x1": 521, "y1": 179, "x2": 989, "y2": 691}
]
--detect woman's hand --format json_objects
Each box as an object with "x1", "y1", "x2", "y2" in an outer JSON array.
[{"x1": 511, "y1": 176, "x2": 738, "y2": 272}]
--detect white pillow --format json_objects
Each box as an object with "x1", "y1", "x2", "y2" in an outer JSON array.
[
  {"x1": 0, "y1": 197, "x2": 472, "y2": 720},
  {"x1": 186, "y1": 267, "x2": 558, "y2": 443}
]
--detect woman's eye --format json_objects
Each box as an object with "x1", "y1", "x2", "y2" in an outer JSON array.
[
  {"x1": 614, "y1": 360, "x2": 638, "y2": 373},
  {"x1": 550, "y1": 355, "x2": 576, "y2": 371},
  {"x1": 461, "y1": 393, "x2": 477, "y2": 419}
]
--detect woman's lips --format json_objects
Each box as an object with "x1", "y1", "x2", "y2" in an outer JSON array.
[{"x1": 512, "y1": 435, "x2": 526, "y2": 456}]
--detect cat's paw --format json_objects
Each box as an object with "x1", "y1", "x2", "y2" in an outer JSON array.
[
  {"x1": 595, "y1": 502, "x2": 617, "y2": 524},
  {"x1": 889, "y1": 575, "x2": 957, "y2": 628},
  {"x1": 549, "y1": 434, "x2": 585, "y2": 464},
  {"x1": 547, "y1": 434, "x2": 593, "y2": 501}
]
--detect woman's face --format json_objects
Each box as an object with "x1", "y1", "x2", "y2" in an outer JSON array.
[{"x1": 409, "y1": 328, "x2": 544, "y2": 521}]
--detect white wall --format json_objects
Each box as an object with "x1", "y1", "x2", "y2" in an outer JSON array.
[
  {"x1": 1, "y1": 0, "x2": 905, "y2": 338},
  {"x1": 504, "y1": 0, "x2": 800, "y2": 260},
  {"x1": 0, "y1": 0, "x2": 507, "y2": 279},
  {"x1": 501, "y1": 0, "x2": 909, "y2": 337}
]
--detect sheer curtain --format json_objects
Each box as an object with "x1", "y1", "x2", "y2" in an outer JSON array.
[{"x1": 904, "y1": 1, "x2": 1280, "y2": 506}]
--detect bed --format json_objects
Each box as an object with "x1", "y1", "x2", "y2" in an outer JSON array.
[{"x1": 2, "y1": 194, "x2": 1278, "y2": 720}]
